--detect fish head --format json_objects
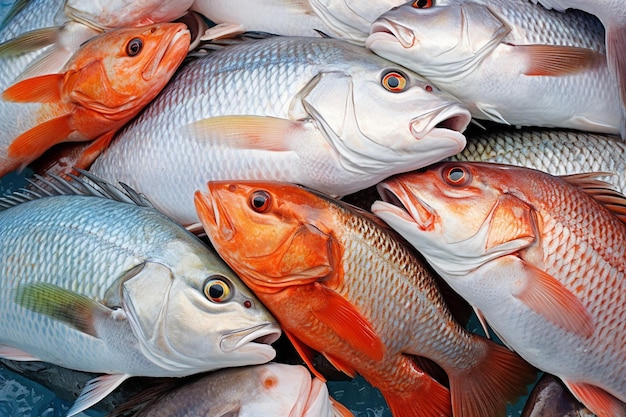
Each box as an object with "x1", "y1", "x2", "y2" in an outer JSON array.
[
  {"x1": 308, "y1": 0, "x2": 407, "y2": 42},
  {"x1": 367, "y1": 1, "x2": 510, "y2": 81},
  {"x1": 194, "y1": 181, "x2": 339, "y2": 295},
  {"x1": 294, "y1": 52, "x2": 471, "y2": 179},
  {"x1": 64, "y1": 0, "x2": 194, "y2": 29},
  {"x1": 372, "y1": 161, "x2": 537, "y2": 277},
  {"x1": 121, "y1": 245, "x2": 281, "y2": 374},
  {"x1": 65, "y1": 22, "x2": 190, "y2": 115}
]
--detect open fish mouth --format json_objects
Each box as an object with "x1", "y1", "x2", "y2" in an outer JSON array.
[
  {"x1": 367, "y1": 18, "x2": 415, "y2": 48},
  {"x1": 375, "y1": 180, "x2": 436, "y2": 231},
  {"x1": 410, "y1": 104, "x2": 471, "y2": 150},
  {"x1": 219, "y1": 322, "x2": 282, "y2": 357}
]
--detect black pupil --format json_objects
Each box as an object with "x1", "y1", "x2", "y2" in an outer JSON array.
[
  {"x1": 449, "y1": 168, "x2": 465, "y2": 182},
  {"x1": 387, "y1": 76, "x2": 400, "y2": 88},
  {"x1": 209, "y1": 283, "x2": 225, "y2": 299},
  {"x1": 127, "y1": 38, "x2": 142, "y2": 56},
  {"x1": 252, "y1": 195, "x2": 266, "y2": 208},
  {"x1": 417, "y1": 0, "x2": 429, "y2": 6}
]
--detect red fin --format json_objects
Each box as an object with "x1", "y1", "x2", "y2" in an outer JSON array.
[
  {"x1": 513, "y1": 259, "x2": 595, "y2": 337},
  {"x1": 606, "y1": 24, "x2": 626, "y2": 140},
  {"x1": 283, "y1": 329, "x2": 326, "y2": 382},
  {"x1": 560, "y1": 172, "x2": 626, "y2": 224},
  {"x1": 7, "y1": 114, "x2": 74, "y2": 161},
  {"x1": 485, "y1": 194, "x2": 536, "y2": 252},
  {"x1": 2, "y1": 73, "x2": 63, "y2": 102},
  {"x1": 449, "y1": 340, "x2": 537, "y2": 417},
  {"x1": 518, "y1": 44, "x2": 604, "y2": 76},
  {"x1": 71, "y1": 131, "x2": 115, "y2": 171},
  {"x1": 330, "y1": 398, "x2": 355, "y2": 417},
  {"x1": 312, "y1": 285, "x2": 385, "y2": 362},
  {"x1": 323, "y1": 352, "x2": 356, "y2": 378},
  {"x1": 565, "y1": 381, "x2": 626, "y2": 417}
]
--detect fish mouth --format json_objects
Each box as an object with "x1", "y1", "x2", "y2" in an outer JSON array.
[
  {"x1": 367, "y1": 18, "x2": 415, "y2": 49},
  {"x1": 410, "y1": 103, "x2": 471, "y2": 150},
  {"x1": 219, "y1": 322, "x2": 282, "y2": 358},
  {"x1": 375, "y1": 179, "x2": 436, "y2": 231},
  {"x1": 174, "y1": 11, "x2": 209, "y2": 51},
  {"x1": 194, "y1": 188, "x2": 236, "y2": 242},
  {"x1": 143, "y1": 23, "x2": 191, "y2": 81}
]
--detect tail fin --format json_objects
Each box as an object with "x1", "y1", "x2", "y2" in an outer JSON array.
[{"x1": 449, "y1": 340, "x2": 537, "y2": 417}]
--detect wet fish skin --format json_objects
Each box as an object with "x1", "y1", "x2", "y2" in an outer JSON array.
[
  {"x1": 373, "y1": 162, "x2": 626, "y2": 417},
  {"x1": 194, "y1": 180, "x2": 536, "y2": 417},
  {"x1": 89, "y1": 35, "x2": 470, "y2": 226},
  {"x1": 450, "y1": 127, "x2": 626, "y2": 194},
  {"x1": 123, "y1": 363, "x2": 353, "y2": 417},
  {"x1": 366, "y1": 0, "x2": 621, "y2": 134},
  {"x1": 0, "y1": 181, "x2": 280, "y2": 416}
]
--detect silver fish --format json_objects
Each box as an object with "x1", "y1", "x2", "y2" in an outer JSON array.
[
  {"x1": 89, "y1": 36, "x2": 471, "y2": 226},
  {"x1": 450, "y1": 127, "x2": 626, "y2": 194},
  {"x1": 367, "y1": 0, "x2": 620, "y2": 134},
  {"x1": 0, "y1": 174, "x2": 281, "y2": 416}
]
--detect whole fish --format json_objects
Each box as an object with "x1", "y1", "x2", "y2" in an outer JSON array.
[
  {"x1": 0, "y1": 22, "x2": 190, "y2": 178},
  {"x1": 0, "y1": 175, "x2": 281, "y2": 416},
  {"x1": 366, "y1": 0, "x2": 621, "y2": 134},
  {"x1": 194, "y1": 180, "x2": 536, "y2": 417},
  {"x1": 373, "y1": 162, "x2": 626, "y2": 417},
  {"x1": 192, "y1": 0, "x2": 406, "y2": 44},
  {"x1": 89, "y1": 36, "x2": 471, "y2": 227},
  {"x1": 530, "y1": 0, "x2": 626, "y2": 138},
  {"x1": 451, "y1": 127, "x2": 626, "y2": 194},
  {"x1": 113, "y1": 363, "x2": 353, "y2": 417}
]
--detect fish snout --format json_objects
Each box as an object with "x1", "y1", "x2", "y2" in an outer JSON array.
[
  {"x1": 409, "y1": 103, "x2": 471, "y2": 143},
  {"x1": 369, "y1": 18, "x2": 415, "y2": 48},
  {"x1": 219, "y1": 322, "x2": 282, "y2": 359}
]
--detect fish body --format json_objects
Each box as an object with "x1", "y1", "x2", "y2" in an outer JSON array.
[
  {"x1": 0, "y1": 22, "x2": 190, "y2": 177},
  {"x1": 373, "y1": 162, "x2": 626, "y2": 417},
  {"x1": 89, "y1": 36, "x2": 470, "y2": 226},
  {"x1": 192, "y1": 0, "x2": 406, "y2": 44},
  {"x1": 129, "y1": 363, "x2": 352, "y2": 417},
  {"x1": 0, "y1": 178, "x2": 280, "y2": 416},
  {"x1": 194, "y1": 181, "x2": 536, "y2": 417},
  {"x1": 451, "y1": 128, "x2": 626, "y2": 194},
  {"x1": 531, "y1": 0, "x2": 626, "y2": 138},
  {"x1": 366, "y1": 0, "x2": 621, "y2": 134}
]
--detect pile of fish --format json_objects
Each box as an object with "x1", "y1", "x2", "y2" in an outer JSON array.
[{"x1": 0, "y1": 0, "x2": 624, "y2": 416}]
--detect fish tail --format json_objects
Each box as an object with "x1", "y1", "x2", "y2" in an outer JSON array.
[
  {"x1": 448, "y1": 340, "x2": 537, "y2": 417},
  {"x1": 382, "y1": 377, "x2": 451, "y2": 417}
]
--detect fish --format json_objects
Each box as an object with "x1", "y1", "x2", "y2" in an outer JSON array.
[
  {"x1": 0, "y1": 173, "x2": 281, "y2": 416},
  {"x1": 110, "y1": 363, "x2": 353, "y2": 417},
  {"x1": 450, "y1": 127, "x2": 626, "y2": 194},
  {"x1": 0, "y1": 22, "x2": 190, "y2": 178},
  {"x1": 191, "y1": 0, "x2": 407, "y2": 44},
  {"x1": 373, "y1": 162, "x2": 626, "y2": 417},
  {"x1": 366, "y1": 0, "x2": 621, "y2": 135},
  {"x1": 89, "y1": 35, "x2": 471, "y2": 227},
  {"x1": 530, "y1": 0, "x2": 626, "y2": 139},
  {"x1": 64, "y1": 0, "x2": 194, "y2": 30},
  {"x1": 194, "y1": 180, "x2": 536, "y2": 417},
  {"x1": 521, "y1": 374, "x2": 595, "y2": 417}
]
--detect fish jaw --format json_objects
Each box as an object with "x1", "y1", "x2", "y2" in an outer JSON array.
[
  {"x1": 218, "y1": 322, "x2": 282, "y2": 363},
  {"x1": 408, "y1": 103, "x2": 470, "y2": 157},
  {"x1": 141, "y1": 23, "x2": 190, "y2": 82},
  {"x1": 374, "y1": 179, "x2": 437, "y2": 232}
]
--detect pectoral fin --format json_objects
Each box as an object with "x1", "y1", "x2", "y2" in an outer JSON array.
[
  {"x1": 0, "y1": 26, "x2": 60, "y2": 56},
  {"x1": 518, "y1": 44, "x2": 604, "y2": 76},
  {"x1": 512, "y1": 259, "x2": 595, "y2": 337},
  {"x1": 312, "y1": 284, "x2": 385, "y2": 362},
  {"x1": 0, "y1": 345, "x2": 41, "y2": 361},
  {"x1": 3, "y1": 73, "x2": 63, "y2": 103},
  {"x1": 14, "y1": 282, "x2": 122, "y2": 338},
  {"x1": 284, "y1": 329, "x2": 326, "y2": 381},
  {"x1": 7, "y1": 114, "x2": 75, "y2": 162},
  {"x1": 66, "y1": 373, "x2": 131, "y2": 417}
]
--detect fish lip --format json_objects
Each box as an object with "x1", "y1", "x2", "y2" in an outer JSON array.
[
  {"x1": 143, "y1": 24, "x2": 190, "y2": 81},
  {"x1": 368, "y1": 18, "x2": 415, "y2": 48},
  {"x1": 410, "y1": 103, "x2": 471, "y2": 150},
  {"x1": 376, "y1": 180, "x2": 436, "y2": 231},
  {"x1": 196, "y1": 186, "x2": 235, "y2": 242},
  {"x1": 219, "y1": 322, "x2": 282, "y2": 357}
]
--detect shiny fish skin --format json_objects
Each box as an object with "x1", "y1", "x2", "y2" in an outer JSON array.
[
  {"x1": 450, "y1": 128, "x2": 626, "y2": 194},
  {"x1": 0, "y1": 192, "x2": 280, "y2": 416},
  {"x1": 90, "y1": 36, "x2": 470, "y2": 226},
  {"x1": 367, "y1": 0, "x2": 620, "y2": 134},
  {"x1": 374, "y1": 162, "x2": 626, "y2": 417}
]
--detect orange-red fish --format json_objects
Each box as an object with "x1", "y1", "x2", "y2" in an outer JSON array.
[
  {"x1": 0, "y1": 22, "x2": 190, "y2": 177},
  {"x1": 194, "y1": 181, "x2": 536, "y2": 417},
  {"x1": 373, "y1": 162, "x2": 626, "y2": 417}
]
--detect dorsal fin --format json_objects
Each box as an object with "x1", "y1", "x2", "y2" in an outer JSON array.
[
  {"x1": 0, "y1": 169, "x2": 154, "y2": 211},
  {"x1": 560, "y1": 172, "x2": 626, "y2": 223}
]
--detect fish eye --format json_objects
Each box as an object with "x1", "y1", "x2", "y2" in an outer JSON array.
[
  {"x1": 412, "y1": 0, "x2": 434, "y2": 8},
  {"x1": 126, "y1": 38, "x2": 143, "y2": 57},
  {"x1": 204, "y1": 276, "x2": 232, "y2": 303},
  {"x1": 249, "y1": 190, "x2": 272, "y2": 213},
  {"x1": 443, "y1": 166, "x2": 471, "y2": 186},
  {"x1": 382, "y1": 71, "x2": 408, "y2": 93}
]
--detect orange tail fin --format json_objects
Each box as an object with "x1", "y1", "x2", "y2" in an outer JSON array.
[{"x1": 448, "y1": 340, "x2": 537, "y2": 417}]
